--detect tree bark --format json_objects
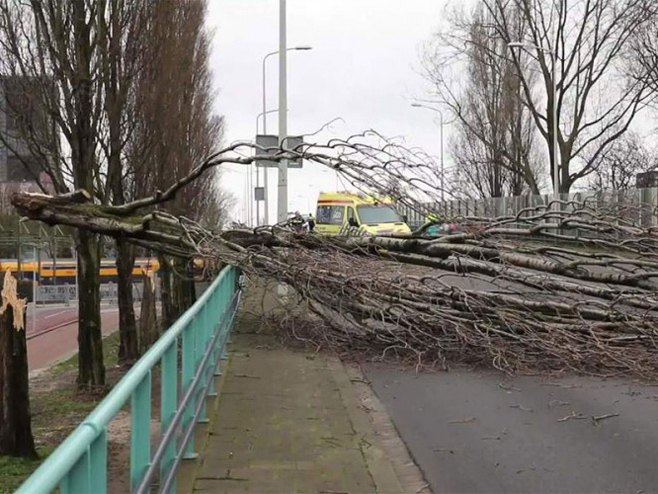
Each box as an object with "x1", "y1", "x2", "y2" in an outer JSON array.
[
  {"x1": 138, "y1": 270, "x2": 158, "y2": 353},
  {"x1": 158, "y1": 253, "x2": 175, "y2": 329},
  {"x1": 0, "y1": 271, "x2": 37, "y2": 458},
  {"x1": 116, "y1": 239, "x2": 138, "y2": 363},
  {"x1": 183, "y1": 258, "x2": 197, "y2": 310},
  {"x1": 75, "y1": 230, "x2": 105, "y2": 389},
  {"x1": 171, "y1": 257, "x2": 196, "y2": 320}
]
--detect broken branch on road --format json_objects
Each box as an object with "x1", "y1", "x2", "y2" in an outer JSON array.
[
  {"x1": 558, "y1": 412, "x2": 588, "y2": 422},
  {"x1": 592, "y1": 413, "x2": 620, "y2": 424}
]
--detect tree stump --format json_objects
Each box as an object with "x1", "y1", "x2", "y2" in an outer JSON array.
[{"x1": 0, "y1": 269, "x2": 37, "y2": 458}]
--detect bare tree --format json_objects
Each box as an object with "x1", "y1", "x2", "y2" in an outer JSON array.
[
  {"x1": 97, "y1": 0, "x2": 151, "y2": 364},
  {"x1": 198, "y1": 181, "x2": 235, "y2": 230},
  {"x1": 0, "y1": 0, "x2": 223, "y2": 452},
  {"x1": 0, "y1": 0, "x2": 108, "y2": 388},
  {"x1": 426, "y1": 0, "x2": 657, "y2": 193},
  {"x1": 426, "y1": 3, "x2": 542, "y2": 198},
  {"x1": 127, "y1": 0, "x2": 223, "y2": 326},
  {"x1": 587, "y1": 131, "x2": 657, "y2": 189}
]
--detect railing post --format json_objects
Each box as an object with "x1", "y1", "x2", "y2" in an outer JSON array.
[
  {"x1": 60, "y1": 449, "x2": 90, "y2": 494},
  {"x1": 130, "y1": 371, "x2": 152, "y2": 491},
  {"x1": 207, "y1": 293, "x2": 221, "y2": 395},
  {"x1": 182, "y1": 319, "x2": 198, "y2": 459},
  {"x1": 213, "y1": 282, "x2": 225, "y2": 376},
  {"x1": 160, "y1": 340, "x2": 178, "y2": 492},
  {"x1": 197, "y1": 304, "x2": 210, "y2": 423},
  {"x1": 220, "y1": 279, "x2": 231, "y2": 361},
  {"x1": 89, "y1": 430, "x2": 108, "y2": 493},
  {"x1": 226, "y1": 271, "x2": 235, "y2": 344}
]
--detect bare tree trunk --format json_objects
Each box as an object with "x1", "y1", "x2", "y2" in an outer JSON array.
[
  {"x1": 101, "y1": 0, "x2": 141, "y2": 365},
  {"x1": 158, "y1": 253, "x2": 174, "y2": 329},
  {"x1": 116, "y1": 239, "x2": 138, "y2": 363},
  {"x1": 171, "y1": 258, "x2": 196, "y2": 319},
  {"x1": 0, "y1": 272, "x2": 36, "y2": 458},
  {"x1": 171, "y1": 259, "x2": 185, "y2": 321},
  {"x1": 138, "y1": 270, "x2": 157, "y2": 353},
  {"x1": 183, "y1": 258, "x2": 197, "y2": 310},
  {"x1": 76, "y1": 230, "x2": 105, "y2": 389},
  {"x1": 70, "y1": 0, "x2": 105, "y2": 389}
]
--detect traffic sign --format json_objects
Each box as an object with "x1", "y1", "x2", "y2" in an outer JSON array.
[{"x1": 255, "y1": 134, "x2": 303, "y2": 168}]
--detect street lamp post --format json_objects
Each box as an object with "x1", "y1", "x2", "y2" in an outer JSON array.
[
  {"x1": 230, "y1": 139, "x2": 256, "y2": 225},
  {"x1": 507, "y1": 41, "x2": 559, "y2": 208},
  {"x1": 411, "y1": 103, "x2": 445, "y2": 202},
  {"x1": 278, "y1": 0, "x2": 287, "y2": 223},
  {"x1": 261, "y1": 43, "x2": 311, "y2": 225}
]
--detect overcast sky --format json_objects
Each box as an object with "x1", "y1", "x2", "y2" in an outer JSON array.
[{"x1": 206, "y1": 0, "x2": 450, "y2": 223}]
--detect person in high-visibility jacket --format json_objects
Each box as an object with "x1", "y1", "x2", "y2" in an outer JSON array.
[{"x1": 422, "y1": 212, "x2": 457, "y2": 236}]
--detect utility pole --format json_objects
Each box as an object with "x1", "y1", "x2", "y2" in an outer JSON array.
[{"x1": 277, "y1": 0, "x2": 288, "y2": 223}]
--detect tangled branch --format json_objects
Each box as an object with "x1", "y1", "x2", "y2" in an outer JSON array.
[{"x1": 11, "y1": 133, "x2": 658, "y2": 378}]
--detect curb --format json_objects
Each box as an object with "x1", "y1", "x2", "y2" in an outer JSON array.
[
  {"x1": 26, "y1": 318, "x2": 78, "y2": 341},
  {"x1": 346, "y1": 363, "x2": 433, "y2": 494},
  {"x1": 329, "y1": 357, "x2": 432, "y2": 494}
]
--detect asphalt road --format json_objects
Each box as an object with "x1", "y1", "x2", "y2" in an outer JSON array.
[
  {"x1": 363, "y1": 365, "x2": 658, "y2": 494},
  {"x1": 27, "y1": 305, "x2": 120, "y2": 372}
]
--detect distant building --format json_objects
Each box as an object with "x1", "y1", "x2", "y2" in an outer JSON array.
[{"x1": 0, "y1": 76, "x2": 57, "y2": 184}]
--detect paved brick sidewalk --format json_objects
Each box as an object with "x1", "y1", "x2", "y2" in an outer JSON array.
[{"x1": 186, "y1": 331, "x2": 422, "y2": 494}]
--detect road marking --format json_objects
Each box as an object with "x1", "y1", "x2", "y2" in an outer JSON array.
[{"x1": 44, "y1": 310, "x2": 71, "y2": 319}]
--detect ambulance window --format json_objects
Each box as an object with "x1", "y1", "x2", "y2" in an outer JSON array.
[
  {"x1": 317, "y1": 206, "x2": 332, "y2": 223},
  {"x1": 317, "y1": 205, "x2": 344, "y2": 225}
]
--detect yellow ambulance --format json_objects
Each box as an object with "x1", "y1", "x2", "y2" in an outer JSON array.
[{"x1": 314, "y1": 192, "x2": 411, "y2": 235}]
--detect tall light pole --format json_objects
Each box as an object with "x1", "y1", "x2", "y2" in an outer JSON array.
[
  {"x1": 261, "y1": 45, "x2": 311, "y2": 225},
  {"x1": 508, "y1": 41, "x2": 559, "y2": 207},
  {"x1": 278, "y1": 0, "x2": 288, "y2": 223},
  {"x1": 411, "y1": 103, "x2": 445, "y2": 202}
]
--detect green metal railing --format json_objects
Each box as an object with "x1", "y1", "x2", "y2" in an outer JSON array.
[{"x1": 17, "y1": 265, "x2": 242, "y2": 494}]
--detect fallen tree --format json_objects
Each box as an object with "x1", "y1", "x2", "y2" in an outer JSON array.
[{"x1": 11, "y1": 134, "x2": 658, "y2": 379}]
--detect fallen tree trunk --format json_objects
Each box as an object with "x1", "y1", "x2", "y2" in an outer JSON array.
[
  {"x1": 12, "y1": 188, "x2": 658, "y2": 378},
  {"x1": 12, "y1": 134, "x2": 658, "y2": 379}
]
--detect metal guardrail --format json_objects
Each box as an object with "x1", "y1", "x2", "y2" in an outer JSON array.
[
  {"x1": 17, "y1": 265, "x2": 242, "y2": 494},
  {"x1": 398, "y1": 187, "x2": 658, "y2": 228}
]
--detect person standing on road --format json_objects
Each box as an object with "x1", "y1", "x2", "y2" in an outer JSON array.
[
  {"x1": 307, "y1": 213, "x2": 316, "y2": 233},
  {"x1": 290, "y1": 211, "x2": 305, "y2": 233}
]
